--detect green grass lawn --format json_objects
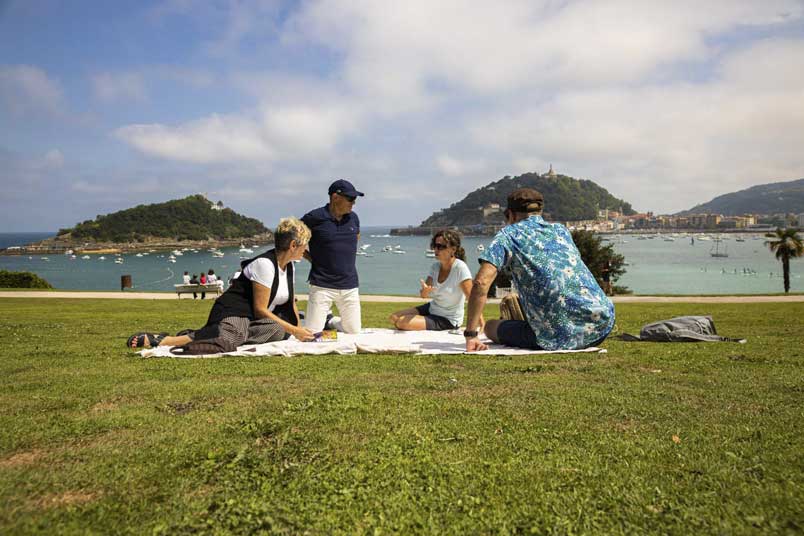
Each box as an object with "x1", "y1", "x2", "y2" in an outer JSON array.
[{"x1": 1, "y1": 298, "x2": 802, "y2": 535}]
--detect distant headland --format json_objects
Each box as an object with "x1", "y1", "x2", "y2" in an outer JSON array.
[
  {"x1": 1, "y1": 195, "x2": 272, "y2": 255},
  {"x1": 392, "y1": 167, "x2": 635, "y2": 236}
]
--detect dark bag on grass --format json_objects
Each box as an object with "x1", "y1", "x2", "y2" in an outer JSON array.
[
  {"x1": 170, "y1": 339, "x2": 237, "y2": 356},
  {"x1": 617, "y1": 315, "x2": 745, "y2": 343}
]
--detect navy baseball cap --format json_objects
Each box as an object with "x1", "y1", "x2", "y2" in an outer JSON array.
[{"x1": 328, "y1": 179, "x2": 364, "y2": 198}]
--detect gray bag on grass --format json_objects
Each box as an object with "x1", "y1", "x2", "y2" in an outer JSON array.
[{"x1": 617, "y1": 315, "x2": 746, "y2": 343}]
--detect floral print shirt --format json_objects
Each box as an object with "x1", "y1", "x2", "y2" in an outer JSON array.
[{"x1": 480, "y1": 215, "x2": 615, "y2": 350}]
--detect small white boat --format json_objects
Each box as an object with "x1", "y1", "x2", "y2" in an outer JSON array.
[
  {"x1": 70, "y1": 255, "x2": 76, "y2": 260},
  {"x1": 360, "y1": 244, "x2": 371, "y2": 251},
  {"x1": 382, "y1": 245, "x2": 393, "y2": 252},
  {"x1": 40, "y1": 256, "x2": 49, "y2": 261},
  {"x1": 477, "y1": 244, "x2": 485, "y2": 251},
  {"x1": 98, "y1": 256, "x2": 106, "y2": 260},
  {"x1": 239, "y1": 248, "x2": 254, "y2": 254},
  {"x1": 392, "y1": 250, "x2": 406, "y2": 254},
  {"x1": 115, "y1": 258, "x2": 124, "y2": 264},
  {"x1": 135, "y1": 253, "x2": 143, "y2": 257},
  {"x1": 212, "y1": 251, "x2": 225, "y2": 258},
  {"x1": 168, "y1": 258, "x2": 176, "y2": 263},
  {"x1": 172, "y1": 250, "x2": 183, "y2": 256},
  {"x1": 81, "y1": 255, "x2": 91, "y2": 260},
  {"x1": 64, "y1": 249, "x2": 74, "y2": 255}
]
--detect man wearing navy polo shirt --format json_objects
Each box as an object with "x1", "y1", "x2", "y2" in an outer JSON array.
[{"x1": 301, "y1": 179, "x2": 364, "y2": 333}]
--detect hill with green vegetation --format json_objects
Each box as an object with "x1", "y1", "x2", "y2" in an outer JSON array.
[
  {"x1": 678, "y1": 178, "x2": 804, "y2": 216},
  {"x1": 57, "y1": 195, "x2": 269, "y2": 242},
  {"x1": 420, "y1": 171, "x2": 636, "y2": 227}
]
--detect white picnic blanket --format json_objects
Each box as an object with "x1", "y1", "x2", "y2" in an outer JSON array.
[{"x1": 138, "y1": 328, "x2": 606, "y2": 358}]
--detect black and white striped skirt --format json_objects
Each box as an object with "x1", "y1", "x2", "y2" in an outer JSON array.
[{"x1": 189, "y1": 316, "x2": 286, "y2": 347}]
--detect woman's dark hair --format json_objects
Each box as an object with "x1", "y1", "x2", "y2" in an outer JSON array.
[
  {"x1": 431, "y1": 229, "x2": 465, "y2": 261},
  {"x1": 208, "y1": 269, "x2": 214, "y2": 275}
]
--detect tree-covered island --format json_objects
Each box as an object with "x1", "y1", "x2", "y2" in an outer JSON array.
[{"x1": 2, "y1": 195, "x2": 272, "y2": 255}]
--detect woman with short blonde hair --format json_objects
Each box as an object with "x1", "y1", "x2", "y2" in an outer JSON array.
[{"x1": 128, "y1": 217, "x2": 315, "y2": 351}]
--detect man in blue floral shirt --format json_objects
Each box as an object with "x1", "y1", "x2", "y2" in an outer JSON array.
[{"x1": 465, "y1": 188, "x2": 615, "y2": 352}]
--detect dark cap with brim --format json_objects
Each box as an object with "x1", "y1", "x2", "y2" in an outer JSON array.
[
  {"x1": 507, "y1": 188, "x2": 544, "y2": 213},
  {"x1": 328, "y1": 179, "x2": 364, "y2": 197}
]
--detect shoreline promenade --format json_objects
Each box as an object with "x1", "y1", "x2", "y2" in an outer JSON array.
[{"x1": 1, "y1": 291, "x2": 803, "y2": 303}]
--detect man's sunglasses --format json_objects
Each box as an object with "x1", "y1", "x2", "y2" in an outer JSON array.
[{"x1": 339, "y1": 193, "x2": 357, "y2": 203}]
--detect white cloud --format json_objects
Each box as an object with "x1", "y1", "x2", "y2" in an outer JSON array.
[
  {"x1": 0, "y1": 64, "x2": 64, "y2": 116},
  {"x1": 436, "y1": 154, "x2": 485, "y2": 177},
  {"x1": 116, "y1": 113, "x2": 274, "y2": 164},
  {"x1": 92, "y1": 72, "x2": 148, "y2": 102},
  {"x1": 288, "y1": 0, "x2": 802, "y2": 104},
  {"x1": 467, "y1": 37, "x2": 804, "y2": 213},
  {"x1": 115, "y1": 98, "x2": 360, "y2": 164},
  {"x1": 106, "y1": 1, "x2": 804, "y2": 222},
  {"x1": 44, "y1": 149, "x2": 64, "y2": 168},
  {"x1": 115, "y1": 69, "x2": 362, "y2": 165}
]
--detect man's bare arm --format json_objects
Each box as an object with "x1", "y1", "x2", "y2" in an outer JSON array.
[
  {"x1": 465, "y1": 262, "x2": 497, "y2": 352},
  {"x1": 466, "y1": 262, "x2": 497, "y2": 331}
]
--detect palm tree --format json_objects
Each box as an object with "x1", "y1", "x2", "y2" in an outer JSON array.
[{"x1": 765, "y1": 227, "x2": 804, "y2": 293}]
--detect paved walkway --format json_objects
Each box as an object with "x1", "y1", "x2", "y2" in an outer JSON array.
[{"x1": 1, "y1": 291, "x2": 803, "y2": 303}]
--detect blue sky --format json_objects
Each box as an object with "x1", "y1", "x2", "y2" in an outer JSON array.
[{"x1": 2, "y1": 0, "x2": 804, "y2": 231}]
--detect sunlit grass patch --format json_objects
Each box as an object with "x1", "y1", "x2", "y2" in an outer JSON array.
[{"x1": 0, "y1": 298, "x2": 802, "y2": 534}]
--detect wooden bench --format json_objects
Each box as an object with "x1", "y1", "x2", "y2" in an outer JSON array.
[{"x1": 174, "y1": 283, "x2": 223, "y2": 299}]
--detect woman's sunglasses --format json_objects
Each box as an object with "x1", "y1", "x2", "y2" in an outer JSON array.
[{"x1": 433, "y1": 243, "x2": 449, "y2": 250}]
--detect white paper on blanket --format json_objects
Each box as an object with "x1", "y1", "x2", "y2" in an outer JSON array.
[{"x1": 138, "y1": 328, "x2": 605, "y2": 358}]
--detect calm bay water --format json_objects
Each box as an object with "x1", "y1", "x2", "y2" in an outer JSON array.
[{"x1": 0, "y1": 228, "x2": 799, "y2": 295}]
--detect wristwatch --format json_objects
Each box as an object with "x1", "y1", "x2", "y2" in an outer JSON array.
[{"x1": 463, "y1": 329, "x2": 479, "y2": 338}]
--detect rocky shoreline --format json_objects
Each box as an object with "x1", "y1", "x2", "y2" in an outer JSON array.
[{"x1": 0, "y1": 233, "x2": 274, "y2": 256}]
